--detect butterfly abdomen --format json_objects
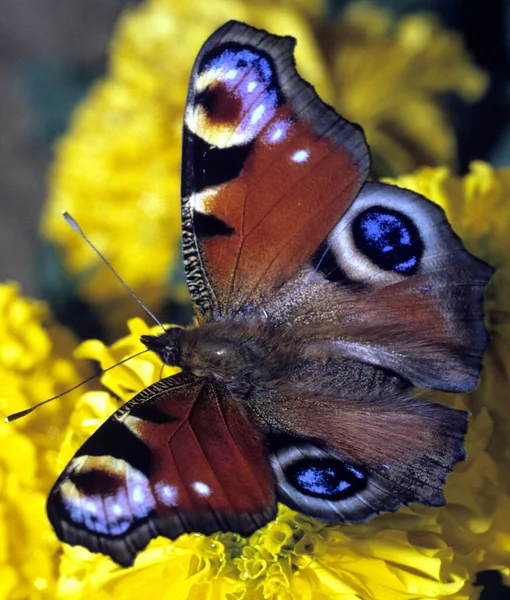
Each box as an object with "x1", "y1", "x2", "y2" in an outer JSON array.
[{"x1": 281, "y1": 353, "x2": 411, "y2": 400}]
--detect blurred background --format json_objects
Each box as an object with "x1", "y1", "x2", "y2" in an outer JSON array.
[
  {"x1": 0, "y1": 0, "x2": 132, "y2": 295},
  {"x1": 0, "y1": 0, "x2": 509, "y2": 321}
]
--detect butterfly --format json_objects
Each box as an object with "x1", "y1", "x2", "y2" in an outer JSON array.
[{"x1": 46, "y1": 20, "x2": 493, "y2": 567}]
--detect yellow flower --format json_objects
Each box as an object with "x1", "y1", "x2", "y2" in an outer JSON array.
[
  {"x1": 41, "y1": 0, "x2": 487, "y2": 334},
  {"x1": 330, "y1": 2, "x2": 488, "y2": 176},
  {"x1": 52, "y1": 316, "x2": 509, "y2": 598},
  {"x1": 0, "y1": 283, "x2": 88, "y2": 600}
]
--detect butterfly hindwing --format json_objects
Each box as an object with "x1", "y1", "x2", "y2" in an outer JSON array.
[
  {"x1": 181, "y1": 20, "x2": 370, "y2": 321},
  {"x1": 263, "y1": 182, "x2": 493, "y2": 393},
  {"x1": 264, "y1": 392, "x2": 468, "y2": 522},
  {"x1": 47, "y1": 372, "x2": 276, "y2": 567}
]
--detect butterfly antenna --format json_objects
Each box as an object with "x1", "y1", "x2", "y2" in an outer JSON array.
[
  {"x1": 4, "y1": 349, "x2": 151, "y2": 422},
  {"x1": 62, "y1": 211, "x2": 165, "y2": 331}
]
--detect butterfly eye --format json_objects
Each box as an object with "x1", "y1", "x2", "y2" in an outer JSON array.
[{"x1": 162, "y1": 347, "x2": 180, "y2": 365}]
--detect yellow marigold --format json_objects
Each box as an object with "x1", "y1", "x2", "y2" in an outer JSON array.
[
  {"x1": 0, "y1": 283, "x2": 88, "y2": 600},
  {"x1": 41, "y1": 0, "x2": 329, "y2": 337},
  {"x1": 331, "y1": 2, "x2": 488, "y2": 176},
  {"x1": 51, "y1": 316, "x2": 509, "y2": 599},
  {"x1": 41, "y1": 0, "x2": 487, "y2": 335}
]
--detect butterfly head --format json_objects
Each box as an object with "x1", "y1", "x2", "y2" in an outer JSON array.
[{"x1": 141, "y1": 328, "x2": 184, "y2": 367}]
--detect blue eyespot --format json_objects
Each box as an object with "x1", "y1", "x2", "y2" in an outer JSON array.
[
  {"x1": 287, "y1": 458, "x2": 366, "y2": 500},
  {"x1": 352, "y1": 207, "x2": 423, "y2": 275},
  {"x1": 197, "y1": 43, "x2": 281, "y2": 144}
]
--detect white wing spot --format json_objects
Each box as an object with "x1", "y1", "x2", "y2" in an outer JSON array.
[
  {"x1": 155, "y1": 483, "x2": 179, "y2": 507},
  {"x1": 192, "y1": 481, "x2": 212, "y2": 497},
  {"x1": 250, "y1": 104, "x2": 265, "y2": 125},
  {"x1": 270, "y1": 127, "x2": 284, "y2": 142},
  {"x1": 131, "y1": 485, "x2": 144, "y2": 505},
  {"x1": 291, "y1": 149, "x2": 310, "y2": 163}
]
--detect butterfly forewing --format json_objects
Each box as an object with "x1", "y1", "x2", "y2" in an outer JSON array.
[
  {"x1": 181, "y1": 20, "x2": 370, "y2": 321},
  {"x1": 47, "y1": 372, "x2": 276, "y2": 567}
]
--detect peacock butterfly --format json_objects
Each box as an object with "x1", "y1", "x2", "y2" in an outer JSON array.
[{"x1": 46, "y1": 21, "x2": 493, "y2": 567}]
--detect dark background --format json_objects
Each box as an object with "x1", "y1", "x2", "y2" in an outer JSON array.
[{"x1": 0, "y1": 0, "x2": 509, "y2": 293}]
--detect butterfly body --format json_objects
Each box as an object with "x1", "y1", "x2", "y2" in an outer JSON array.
[
  {"x1": 47, "y1": 21, "x2": 493, "y2": 567},
  {"x1": 141, "y1": 318, "x2": 410, "y2": 406}
]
